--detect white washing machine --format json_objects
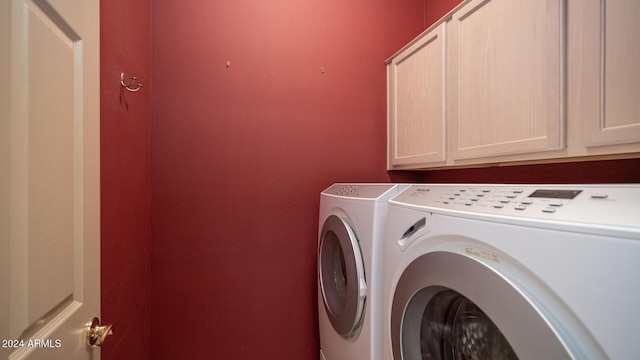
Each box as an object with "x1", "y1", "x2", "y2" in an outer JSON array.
[
  {"x1": 383, "y1": 184, "x2": 640, "y2": 360},
  {"x1": 318, "y1": 183, "x2": 407, "y2": 360}
]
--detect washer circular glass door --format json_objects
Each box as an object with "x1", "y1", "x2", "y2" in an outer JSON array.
[
  {"x1": 318, "y1": 214, "x2": 367, "y2": 337},
  {"x1": 412, "y1": 288, "x2": 517, "y2": 359},
  {"x1": 391, "y1": 251, "x2": 574, "y2": 360}
]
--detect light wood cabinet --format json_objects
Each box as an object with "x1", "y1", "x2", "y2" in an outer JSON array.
[
  {"x1": 448, "y1": 0, "x2": 564, "y2": 160},
  {"x1": 387, "y1": 0, "x2": 640, "y2": 170},
  {"x1": 387, "y1": 23, "x2": 446, "y2": 167},
  {"x1": 577, "y1": 0, "x2": 640, "y2": 147}
]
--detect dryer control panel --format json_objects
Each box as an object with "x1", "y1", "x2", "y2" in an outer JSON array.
[
  {"x1": 390, "y1": 184, "x2": 640, "y2": 231},
  {"x1": 322, "y1": 183, "x2": 399, "y2": 199}
]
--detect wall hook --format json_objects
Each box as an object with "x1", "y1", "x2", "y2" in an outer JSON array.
[{"x1": 120, "y1": 72, "x2": 142, "y2": 92}]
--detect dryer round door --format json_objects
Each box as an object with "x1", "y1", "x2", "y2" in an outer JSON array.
[
  {"x1": 390, "y1": 251, "x2": 586, "y2": 360},
  {"x1": 318, "y1": 214, "x2": 367, "y2": 337}
]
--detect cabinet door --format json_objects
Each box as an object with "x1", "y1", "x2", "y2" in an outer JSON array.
[
  {"x1": 388, "y1": 23, "x2": 446, "y2": 168},
  {"x1": 582, "y1": 0, "x2": 640, "y2": 147},
  {"x1": 449, "y1": 0, "x2": 564, "y2": 160}
]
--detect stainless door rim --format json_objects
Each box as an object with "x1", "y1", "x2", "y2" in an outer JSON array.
[
  {"x1": 391, "y1": 249, "x2": 606, "y2": 360},
  {"x1": 319, "y1": 214, "x2": 367, "y2": 337}
]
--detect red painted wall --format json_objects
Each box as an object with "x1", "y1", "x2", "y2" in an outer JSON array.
[
  {"x1": 100, "y1": 0, "x2": 152, "y2": 359},
  {"x1": 424, "y1": 0, "x2": 464, "y2": 25},
  {"x1": 150, "y1": 1, "x2": 424, "y2": 358}
]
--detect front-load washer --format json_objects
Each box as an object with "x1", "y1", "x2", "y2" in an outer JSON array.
[
  {"x1": 383, "y1": 184, "x2": 640, "y2": 360},
  {"x1": 318, "y1": 183, "x2": 407, "y2": 360}
]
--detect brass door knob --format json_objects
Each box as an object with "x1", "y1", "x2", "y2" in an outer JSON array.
[{"x1": 86, "y1": 317, "x2": 113, "y2": 348}]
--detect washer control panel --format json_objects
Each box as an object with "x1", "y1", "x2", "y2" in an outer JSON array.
[{"x1": 391, "y1": 184, "x2": 640, "y2": 229}]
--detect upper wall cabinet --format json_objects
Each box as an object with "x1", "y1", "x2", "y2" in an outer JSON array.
[
  {"x1": 448, "y1": 0, "x2": 564, "y2": 160},
  {"x1": 579, "y1": 0, "x2": 640, "y2": 147},
  {"x1": 387, "y1": 23, "x2": 446, "y2": 167},
  {"x1": 387, "y1": 0, "x2": 640, "y2": 170}
]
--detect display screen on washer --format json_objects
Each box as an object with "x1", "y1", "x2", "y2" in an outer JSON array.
[{"x1": 528, "y1": 189, "x2": 582, "y2": 199}]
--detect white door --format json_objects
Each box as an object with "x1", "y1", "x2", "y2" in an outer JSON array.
[{"x1": 0, "y1": 0, "x2": 102, "y2": 358}]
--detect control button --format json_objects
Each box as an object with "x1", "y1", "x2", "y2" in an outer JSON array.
[
  {"x1": 513, "y1": 189, "x2": 524, "y2": 194},
  {"x1": 521, "y1": 200, "x2": 533, "y2": 205},
  {"x1": 493, "y1": 205, "x2": 504, "y2": 209},
  {"x1": 591, "y1": 193, "x2": 609, "y2": 199},
  {"x1": 542, "y1": 207, "x2": 556, "y2": 213},
  {"x1": 506, "y1": 195, "x2": 517, "y2": 199},
  {"x1": 514, "y1": 206, "x2": 527, "y2": 211},
  {"x1": 499, "y1": 200, "x2": 510, "y2": 204},
  {"x1": 549, "y1": 201, "x2": 563, "y2": 207}
]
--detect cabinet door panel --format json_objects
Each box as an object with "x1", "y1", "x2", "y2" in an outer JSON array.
[
  {"x1": 583, "y1": 0, "x2": 640, "y2": 146},
  {"x1": 449, "y1": 0, "x2": 564, "y2": 159},
  {"x1": 388, "y1": 23, "x2": 446, "y2": 167}
]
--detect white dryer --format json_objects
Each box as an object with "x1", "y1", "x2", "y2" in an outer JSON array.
[
  {"x1": 318, "y1": 183, "x2": 406, "y2": 360},
  {"x1": 383, "y1": 184, "x2": 640, "y2": 360}
]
